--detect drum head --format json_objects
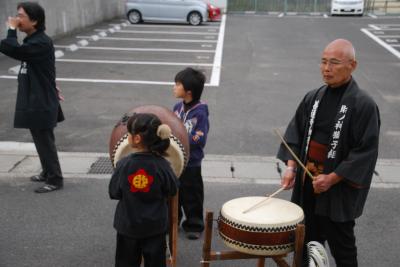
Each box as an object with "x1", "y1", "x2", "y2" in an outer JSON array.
[
  {"x1": 221, "y1": 196, "x2": 304, "y2": 228},
  {"x1": 112, "y1": 133, "x2": 186, "y2": 177},
  {"x1": 109, "y1": 105, "x2": 189, "y2": 177}
]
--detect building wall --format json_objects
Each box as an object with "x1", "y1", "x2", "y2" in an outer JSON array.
[{"x1": 0, "y1": 0, "x2": 124, "y2": 39}]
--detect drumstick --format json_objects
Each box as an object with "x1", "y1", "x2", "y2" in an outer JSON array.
[
  {"x1": 242, "y1": 187, "x2": 285, "y2": 214},
  {"x1": 273, "y1": 128, "x2": 314, "y2": 181}
]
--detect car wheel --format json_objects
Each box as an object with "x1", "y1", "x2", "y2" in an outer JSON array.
[
  {"x1": 188, "y1": 12, "x2": 202, "y2": 26},
  {"x1": 128, "y1": 10, "x2": 141, "y2": 24}
]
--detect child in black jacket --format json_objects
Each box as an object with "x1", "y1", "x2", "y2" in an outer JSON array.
[{"x1": 109, "y1": 113, "x2": 179, "y2": 267}]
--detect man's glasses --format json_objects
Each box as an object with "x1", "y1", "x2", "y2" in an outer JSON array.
[
  {"x1": 16, "y1": 13, "x2": 28, "y2": 18},
  {"x1": 320, "y1": 59, "x2": 353, "y2": 67}
]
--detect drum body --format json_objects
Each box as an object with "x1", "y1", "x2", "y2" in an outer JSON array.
[
  {"x1": 218, "y1": 196, "x2": 304, "y2": 256},
  {"x1": 109, "y1": 105, "x2": 189, "y2": 177}
]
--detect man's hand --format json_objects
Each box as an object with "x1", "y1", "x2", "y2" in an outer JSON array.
[
  {"x1": 7, "y1": 16, "x2": 19, "y2": 29},
  {"x1": 281, "y1": 168, "x2": 296, "y2": 189},
  {"x1": 56, "y1": 86, "x2": 65, "y2": 101},
  {"x1": 312, "y1": 172, "x2": 343, "y2": 193},
  {"x1": 282, "y1": 160, "x2": 297, "y2": 189}
]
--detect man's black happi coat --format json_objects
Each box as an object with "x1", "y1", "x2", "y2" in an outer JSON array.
[{"x1": 277, "y1": 79, "x2": 380, "y2": 222}]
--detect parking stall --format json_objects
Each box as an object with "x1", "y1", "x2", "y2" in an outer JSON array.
[
  {"x1": 361, "y1": 23, "x2": 400, "y2": 59},
  {"x1": 1, "y1": 16, "x2": 226, "y2": 87},
  {"x1": 62, "y1": 19, "x2": 224, "y2": 86}
]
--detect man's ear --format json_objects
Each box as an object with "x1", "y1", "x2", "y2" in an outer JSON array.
[{"x1": 351, "y1": 59, "x2": 358, "y2": 72}]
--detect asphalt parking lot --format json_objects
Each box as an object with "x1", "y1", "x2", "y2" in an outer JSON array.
[
  {"x1": 1, "y1": 14, "x2": 400, "y2": 267},
  {"x1": 1, "y1": 178, "x2": 399, "y2": 267},
  {"x1": 361, "y1": 22, "x2": 400, "y2": 58},
  {"x1": 1, "y1": 14, "x2": 399, "y2": 159},
  {"x1": 50, "y1": 19, "x2": 223, "y2": 86}
]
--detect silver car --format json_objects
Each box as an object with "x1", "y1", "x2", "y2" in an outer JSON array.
[{"x1": 126, "y1": 0, "x2": 208, "y2": 26}]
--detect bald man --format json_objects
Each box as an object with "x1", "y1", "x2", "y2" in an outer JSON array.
[{"x1": 277, "y1": 39, "x2": 380, "y2": 266}]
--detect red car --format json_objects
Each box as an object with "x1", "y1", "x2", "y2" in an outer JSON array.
[{"x1": 205, "y1": 1, "x2": 221, "y2": 21}]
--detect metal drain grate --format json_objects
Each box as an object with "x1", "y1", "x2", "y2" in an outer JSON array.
[{"x1": 88, "y1": 157, "x2": 114, "y2": 174}]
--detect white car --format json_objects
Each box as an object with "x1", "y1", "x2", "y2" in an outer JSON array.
[
  {"x1": 331, "y1": 0, "x2": 364, "y2": 16},
  {"x1": 126, "y1": 0, "x2": 208, "y2": 26}
]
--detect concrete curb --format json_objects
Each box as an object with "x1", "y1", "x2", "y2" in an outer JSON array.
[{"x1": 0, "y1": 146, "x2": 399, "y2": 187}]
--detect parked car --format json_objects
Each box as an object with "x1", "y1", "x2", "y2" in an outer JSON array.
[
  {"x1": 205, "y1": 1, "x2": 221, "y2": 21},
  {"x1": 331, "y1": 0, "x2": 364, "y2": 16},
  {"x1": 126, "y1": 0, "x2": 208, "y2": 26}
]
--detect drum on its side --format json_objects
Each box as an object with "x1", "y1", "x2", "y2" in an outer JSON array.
[
  {"x1": 218, "y1": 196, "x2": 304, "y2": 256},
  {"x1": 109, "y1": 105, "x2": 189, "y2": 177}
]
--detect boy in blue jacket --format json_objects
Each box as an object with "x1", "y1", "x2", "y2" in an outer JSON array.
[{"x1": 173, "y1": 67, "x2": 209, "y2": 240}]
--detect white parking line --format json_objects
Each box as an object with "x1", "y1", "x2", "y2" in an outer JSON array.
[
  {"x1": 54, "y1": 45, "x2": 214, "y2": 53},
  {"x1": 77, "y1": 40, "x2": 89, "y2": 47},
  {"x1": 110, "y1": 23, "x2": 219, "y2": 29},
  {"x1": 94, "y1": 29, "x2": 218, "y2": 35},
  {"x1": 0, "y1": 75, "x2": 215, "y2": 87},
  {"x1": 368, "y1": 13, "x2": 378, "y2": 19},
  {"x1": 377, "y1": 24, "x2": 400, "y2": 27},
  {"x1": 76, "y1": 36, "x2": 217, "y2": 43},
  {"x1": 361, "y1": 28, "x2": 400, "y2": 59},
  {"x1": 54, "y1": 50, "x2": 64, "y2": 58},
  {"x1": 375, "y1": 35, "x2": 400, "y2": 38},
  {"x1": 57, "y1": 58, "x2": 213, "y2": 67},
  {"x1": 369, "y1": 24, "x2": 381, "y2": 30},
  {"x1": 209, "y1": 14, "x2": 226, "y2": 86},
  {"x1": 371, "y1": 28, "x2": 400, "y2": 31},
  {"x1": 381, "y1": 94, "x2": 400, "y2": 103},
  {"x1": 371, "y1": 31, "x2": 385, "y2": 34},
  {"x1": 197, "y1": 56, "x2": 210, "y2": 60}
]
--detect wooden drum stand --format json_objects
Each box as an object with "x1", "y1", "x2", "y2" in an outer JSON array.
[
  {"x1": 167, "y1": 194, "x2": 179, "y2": 267},
  {"x1": 200, "y1": 211, "x2": 305, "y2": 267}
]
